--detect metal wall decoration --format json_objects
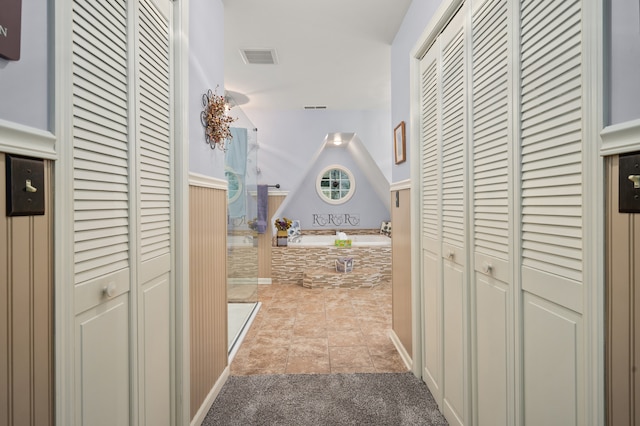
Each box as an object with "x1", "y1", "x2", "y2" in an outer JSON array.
[
  {"x1": 200, "y1": 87, "x2": 236, "y2": 151},
  {"x1": 312, "y1": 213, "x2": 360, "y2": 227},
  {"x1": 0, "y1": 0, "x2": 22, "y2": 61}
]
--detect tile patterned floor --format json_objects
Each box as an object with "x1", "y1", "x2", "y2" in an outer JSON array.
[{"x1": 230, "y1": 282, "x2": 409, "y2": 375}]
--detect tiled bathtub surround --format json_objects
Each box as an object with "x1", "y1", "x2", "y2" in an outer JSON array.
[
  {"x1": 303, "y1": 267, "x2": 383, "y2": 289},
  {"x1": 271, "y1": 245, "x2": 391, "y2": 285},
  {"x1": 230, "y1": 282, "x2": 408, "y2": 375}
]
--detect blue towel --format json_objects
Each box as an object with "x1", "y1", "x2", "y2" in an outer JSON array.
[
  {"x1": 227, "y1": 128, "x2": 247, "y2": 174},
  {"x1": 257, "y1": 184, "x2": 268, "y2": 234},
  {"x1": 226, "y1": 128, "x2": 248, "y2": 218}
]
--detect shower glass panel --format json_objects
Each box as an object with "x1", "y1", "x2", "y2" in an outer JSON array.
[{"x1": 225, "y1": 99, "x2": 259, "y2": 353}]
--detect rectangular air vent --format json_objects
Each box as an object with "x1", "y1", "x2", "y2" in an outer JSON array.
[
  {"x1": 304, "y1": 106, "x2": 327, "y2": 110},
  {"x1": 240, "y1": 48, "x2": 278, "y2": 65}
]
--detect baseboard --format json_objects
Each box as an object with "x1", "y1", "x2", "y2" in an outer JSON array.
[
  {"x1": 388, "y1": 329, "x2": 413, "y2": 371},
  {"x1": 190, "y1": 366, "x2": 230, "y2": 426},
  {"x1": 258, "y1": 278, "x2": 272, "y2": 285}
]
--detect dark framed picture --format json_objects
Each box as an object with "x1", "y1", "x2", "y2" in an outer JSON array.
[{"x1": 394, "y1": 121, "x2": 406, "y2": 164}]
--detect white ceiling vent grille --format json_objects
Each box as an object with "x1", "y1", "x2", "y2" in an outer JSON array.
[{"x1": 240, "y1": 48, "x2": 278, "y2": 65}]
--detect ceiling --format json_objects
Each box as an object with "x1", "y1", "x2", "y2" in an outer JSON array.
[{"x1": 222, "y1": 0, "x2": 413, "y2": 110}]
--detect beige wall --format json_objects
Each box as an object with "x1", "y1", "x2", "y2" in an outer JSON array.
[
  {"x1": 392, "y1": 188, "x2": 412, "y2": 355},
  {"x1": 258, "y1": 194, "x2": 286, "y2": 279},
  {"x1": 606, "y1": 155, "x2": 640, "y2": 425},
  {"x1": 189, "y1": 185, "x2": 228, "y2": 420},
  {"x1": 0, "y1": 155, "x2": 54, "y2": 426}
]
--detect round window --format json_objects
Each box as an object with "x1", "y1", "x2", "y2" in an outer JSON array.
[{"x1": 316, "y1": 165, "x2": 355, "y2": 205}]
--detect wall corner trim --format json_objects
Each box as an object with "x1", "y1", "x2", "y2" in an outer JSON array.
[
  {"x1": 390, "y1": 179, "x2": 411, "y2": 191},
  {"x1": 601, "y1": 118, "x2": 640, "y2": 156},
  {"x1": 189, "y1": 172, "x2": 227, "y2": 190}
]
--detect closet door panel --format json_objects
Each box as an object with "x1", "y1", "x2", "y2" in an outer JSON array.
[
  {"x1": 470, "y1": 0, "x2": 512, "y2": 424},
  {"x1": 439, "y1": 6, "x2": 468, "y2": 426},
  {"x1": 443, "y1": 259, "x2": 465, "y2": 426},
  {"x1": 523, "y1": 293, "x2": 582, "y2": 426},
  {"x1": 475, "y1": 274, "x2": 508, "y2": 426},
  {"x1": 420, "y1": 41, "x2": 443, "y2": 404},
  {"x1": 71, "y1": 0, "x2": 132, "y2": 423},
  {"x1": 519, "y1": 0, "x2": 584, "y2": 422},
  {"x1": 75, "y1": 294, "x2": 130, "y2": 426},
  {"x1": 136, "y1": 1, "x2": 172, "y2": 424},
  {"x1": 141, "y1": 274, "x2": 171, "y2": 426},
  {"x1": 422, "y1": 250, "x2": 442, "y2": 397}
]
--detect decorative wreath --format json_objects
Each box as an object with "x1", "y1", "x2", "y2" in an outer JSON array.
[{"x1": 200, "y1": 86, "x2": 237, "y2": 151}]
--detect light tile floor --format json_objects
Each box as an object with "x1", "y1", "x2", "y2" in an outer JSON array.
[{"x1": 230, "y1": 282, "x2": 409, "y2": 375}]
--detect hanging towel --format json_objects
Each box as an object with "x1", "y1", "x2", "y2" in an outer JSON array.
[
  {"x1": 227, "y1": 128, "x2": 248, "y2": 175},
  {"x1": 226, "y1": 128, "x2": 248, "y2": 218},
  {"x1": 256, "y1": 184, "x2": 268, "y2": 234}
]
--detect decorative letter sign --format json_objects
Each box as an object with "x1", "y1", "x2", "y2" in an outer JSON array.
[{"x1": 0, "y1": 0, "x2": 22, "y2": 61}]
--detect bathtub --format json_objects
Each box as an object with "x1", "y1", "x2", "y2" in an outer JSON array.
[
  {"x1": 272, "y1": 233, "x2": 391, "y2": 286},
  {"x1": 288, "y1": 234, "x2": 391, "y2": 247}
]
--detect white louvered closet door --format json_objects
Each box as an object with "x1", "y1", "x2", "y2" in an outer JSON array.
[
  {"x1": 470, "y1": 0, "x2": 513, "y2": 424},
  {"x1": 136, "y1": 1, "x2": 172, "y2": 425},
  {"x1": 439, "y1": 5, "x2": 468, "y2": 426},
  {"x1": 417, "y1": 0, "x2": 589, "y2": 424},
  {"x1": 72, "y1": 1, "x2": 131, "y2": 424},
  {"x1": 519, "y1": 0, "x2": 584, "y2": 424},
  {"x1": 71, "y1": 0, "x2": 174, "y2": 425},
  {"x1": 420, "y1": 41, "x2": 443, "y2": 406}
]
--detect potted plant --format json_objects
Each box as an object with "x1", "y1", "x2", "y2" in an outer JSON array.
[{"x1": 274, "y1": 217, "x2": 292, "y2": 246}]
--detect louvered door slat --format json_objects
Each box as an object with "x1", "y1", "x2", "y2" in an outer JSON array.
[
  {"x1": 472, "y1": 0, "x2": 509, "y2": 261},
  {"x1": 72, "y1": 0, "x2": 129, "y2": 285},
  {"x1": 421, "y1": 57, "x2": 440, "y2": 242},
  {"x1": 521, "y1": 0, "x2": 583, "y2": 288},
  {"x1": 441, "y1": 28, "x2": 465, "y2": 249},
  {"x1": 138, "y1": 0, "x2": 171, "y2": 263}
]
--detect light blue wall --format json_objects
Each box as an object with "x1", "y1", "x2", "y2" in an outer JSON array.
[
  {"x1": 390, "y1": 1, "x2": 440, "y2": 183},
  {"x1": 189, "y1": 0, "x2": 226, "y2": 178},
  {"x1": 243, "y1": 108, "x2": 391, "y2": 191},
  {"x1": 279, "y1": 146, "x2": 390, "y2": 230},
  {"x1": 0, "y1": 0, "x2": 49, "y2": 130},
  {"x1": 609, "y1": 0, "x2": 640, "y2": 125}
]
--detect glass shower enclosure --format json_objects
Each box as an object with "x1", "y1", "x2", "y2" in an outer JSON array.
[{"x1": 225, "y1": 99, "x2": 259, "y2": 355}]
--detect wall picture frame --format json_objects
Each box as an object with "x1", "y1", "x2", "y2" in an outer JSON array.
[{"x1": 394, "y1": 121, "x2": 406, "y2": 164}]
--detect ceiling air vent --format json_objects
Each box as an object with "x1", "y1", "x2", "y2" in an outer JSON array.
[
  {"x1": 304, "y1": 106, "x2": 327, "y2": 110},
  {"x1": 240, "y1": 48, "x2": 278, "y2": 65}
]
